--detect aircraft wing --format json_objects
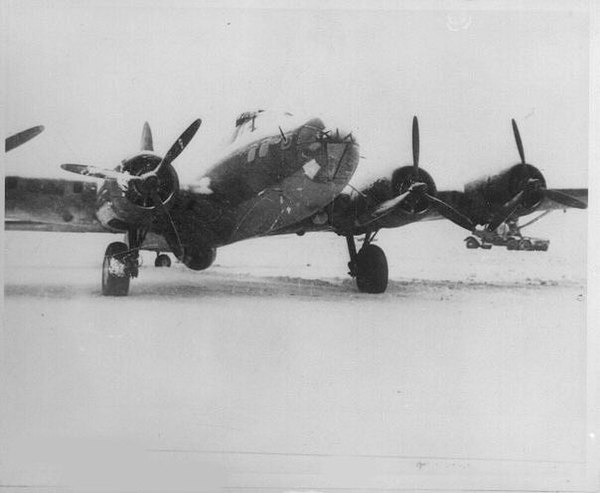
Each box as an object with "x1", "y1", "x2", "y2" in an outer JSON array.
[
  {"x1": 5, "y1": 176, "x2": 107, "y2": 233},
  {"x1": 420, "y1": 187, "x2": 589, "y2": 223}
]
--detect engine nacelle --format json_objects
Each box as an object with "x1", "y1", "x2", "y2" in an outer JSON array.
[
  {"x1": 391, "y1": 166, "x2": 437, "y2": 215},
  {"x1": 180, "y1": 246, "x2": 217, "y2": 271},
  {"x1": 464, "y1": 164, "x2": 546, "y2": 218},
  {"x1": 95, "y1": 153, "x2": 179, "y2": 231}
]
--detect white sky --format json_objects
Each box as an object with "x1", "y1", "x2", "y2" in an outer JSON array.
[{"x1": 3, "y1": 0, "x2": 591, "y2": 189}]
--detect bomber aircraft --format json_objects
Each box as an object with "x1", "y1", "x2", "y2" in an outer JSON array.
[{"x1": 5, "y1": 111, "x2": 587, "y2": 295}]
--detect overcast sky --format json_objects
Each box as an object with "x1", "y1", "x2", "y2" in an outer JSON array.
[{"x1": 4, "y1": 0, "x2": 591, "y2": 189}]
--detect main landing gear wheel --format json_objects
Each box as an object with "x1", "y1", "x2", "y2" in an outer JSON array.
[
  {"x1": 465, "y1": 236, "x2": 480, "y2": 249},
  {"x1": 154, "y1": 253, "x2": 171, "y2": 267},
  {"x1": 356, "y1": 244, "x2": 389, "y2": 294},
  {"x1": 507, "y1": 238, "x2": 519, "y2": 250},
  {"x1": 102, "y1": 242, "x2": 130, "y2": 296},
  {"x1": 519, "y1": 239, "x2": 532, "y2": 251}
]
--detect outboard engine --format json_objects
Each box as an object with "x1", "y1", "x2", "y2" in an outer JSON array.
[{"x1": 464, "y1": 163, "x2": 546, "y2": 217}]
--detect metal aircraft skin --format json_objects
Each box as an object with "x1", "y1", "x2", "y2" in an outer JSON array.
[{"x1": 5, "y1": 111, "x2": 588, "y2": 295}]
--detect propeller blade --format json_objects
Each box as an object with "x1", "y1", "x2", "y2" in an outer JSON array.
[
  {"x1": 6, "y1": 125, "x2": 44, "y2": 152},
  {"x1": 543, "y1": 189, "x2": 587, "y2": 209},
  {"x1": 60, "y1": 163, "x2": 136, "y2": 181},
  {"x1": 425, "y1": 193, "x2": 474, "y2": 231},
  {"x1": 511, "y1": 118, "x2": 526, "y2": 164},
  {"x1": 371, "y1": 190, "x2": 413, "y2": 216},
  {"x1": 152, "y1": 119, "x2": 202, "y2": 176},
  {"x1": 488, "y1": 190, "x2": 525, "y2": 230},
  {"x1": 140, "y1": 122, "x2": 154, "y2": 151},
  {"x1": 412, "y1": 116, "x2": 420, "y2": 176},
  {"x1": 150, "y1": 190, "x2": 184, "y2": 258}
]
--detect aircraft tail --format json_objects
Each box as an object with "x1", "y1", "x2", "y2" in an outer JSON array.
[{"x1": 140, "y1": 122, "x2": 154, "y2": 151}]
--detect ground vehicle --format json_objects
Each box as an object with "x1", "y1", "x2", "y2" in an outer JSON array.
[{"x1": 465, "y1": 229, "x2": 549, "y2": 251}]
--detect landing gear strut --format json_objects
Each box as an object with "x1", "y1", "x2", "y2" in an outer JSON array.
[
  {"x1": 101, "y1": 227, "x2": 146, "y2": 296},
  {"x1": 346, "y1": 232, "x2": 389, "y2": 294}
]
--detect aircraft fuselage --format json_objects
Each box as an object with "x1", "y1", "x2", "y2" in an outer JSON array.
[{"x1": 97, "y1": 115, "x2": 360, "y2": 256}]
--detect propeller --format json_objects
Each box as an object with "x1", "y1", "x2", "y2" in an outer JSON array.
[
  {"x1": 487, "y1": 190, "x2": 525, "y2": 231},
  {"x1": 150, "y1": 118, "x2": 201, "y2": 178},
  {"x1": 512, "y1": 118, "x2": 525, "y2": 164},
  {"x1": 150, "y1": 189, "x2": 184, "y2": 258},
  {"x1": 140, "y1": 121, "x2": 154, "y2": 151},
  {"x1": 399, "y1": 116, "x2": 475, "y2": 230},
  {"x1": 412, "y1": 115, "x2": 420, "y2": 178},
  {"x1": 543, "y1": 189, "x2": 587, "y2": 209},
  {"x1": 60, "y1": 163, "x2": 130, "y2": 181},
  {"x1": 61, "y1": 119, "x2": 201, "y2": 196},
  {"x1": 490, "y1": 119, "x2": 588, "y2": 226}
]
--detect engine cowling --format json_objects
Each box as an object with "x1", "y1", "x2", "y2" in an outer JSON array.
[
  {"x1": 96, "y1": 153, "x2": 179, "y2": 231},
  {"x1": 391, "y1": 166, "x2": 437, "y2": 215},
  {"x1": 356, "y1": 165, "x2": 437, "y2": 219},
  {"x1": 464, "y1": 164, "x2": 546, "y2": 218}
]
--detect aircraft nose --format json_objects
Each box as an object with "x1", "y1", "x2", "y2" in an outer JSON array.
[
  {"x1": 297, "y1": 118, "x2": 326, "y2": 146},
  {"x1": 297, "y1": 119, "x2": 359, "y2": 184},
  {"x1": 298, "y1": 118, "x2": 356, "y2": 145}
]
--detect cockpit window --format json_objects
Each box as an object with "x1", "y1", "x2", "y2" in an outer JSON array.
[
  {"x1": 247, "y1": 146, "x2": 256, "y2": 163},
  {"x1": 258, "y1": 140, "x2": 270, "y2": 158}
]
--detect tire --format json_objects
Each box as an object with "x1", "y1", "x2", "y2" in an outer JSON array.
[
  {"x1": 519, "y1": 239, "x2": 532, "y2": 251},
  {"x1": 155, "y1": 254, "x2": 171, "y2": 267},
  {"x1": 465, "y1": 237, "x2": 480, "y2": 249},
  {"x1": 507, "y1": 239, "x2": 518, "y2": 251},
  {"x1": 102, "y1": 242, "x2": 130, "y2": 296},
  {"x1": 356, "y1": 244, "x2": 388, "y2": 294}
]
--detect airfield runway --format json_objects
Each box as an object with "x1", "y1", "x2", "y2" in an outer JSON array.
[{"x1": 1, "y1": 212, "x2": 593, "y2": 492}]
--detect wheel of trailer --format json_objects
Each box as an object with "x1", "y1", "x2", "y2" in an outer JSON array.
[
  {"x1": 102, "y1": 242, "x2": 130, "y2": 296},
  {"x1": 507, "y1": 239, "x2": 518, "y2": 250},
  {"x1": 465, "y1": 236, "x2": 480, "y2": 249},
  {"x1": 519, "y1": 239, "x2": 532, "y2": 251},
  {"x1": 155, "y1": 254, "x2": 171, "y2": 267},
  {"x1": 356, "y1": 244, "x2": 388, "y2": 294}
]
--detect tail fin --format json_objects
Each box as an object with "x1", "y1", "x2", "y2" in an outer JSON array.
[{"x1": 140, "y1": 122, "x2": 154, "y2": 151}]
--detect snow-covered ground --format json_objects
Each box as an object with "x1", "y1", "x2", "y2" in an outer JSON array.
[{"x1": 1, "y1": 211, "x2": 595, "y2": 492}]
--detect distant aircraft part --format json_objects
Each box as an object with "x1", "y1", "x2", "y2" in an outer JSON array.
[{"x1": 5, "y1": 125, "x2": 45, "y2": 152}]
